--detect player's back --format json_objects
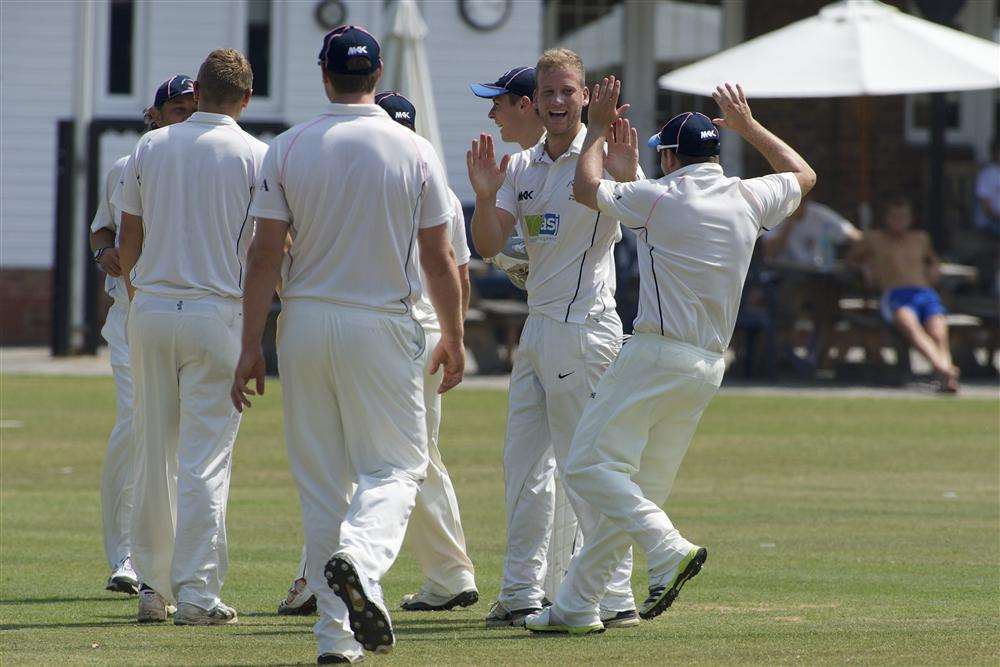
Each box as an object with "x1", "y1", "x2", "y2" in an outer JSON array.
[
  {"x1": 263, "y1": 105, "x2": 449, "y2": 314},
  {"x1": 118, "y1": 112, "x2": 267, "y2": 300}
]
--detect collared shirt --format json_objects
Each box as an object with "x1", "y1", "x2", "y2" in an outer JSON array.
[
  {"x1": 250, "y1": 103, "x2": 452, "y2": 314},
  {"x1": 90, "y1": 154, "x2": 130, "y2": 299},
  {"x1": 496, "y1": 124, "x2": 635, "y2": 324},
  {"x1": 597, "y1": 163, "x2": 801, "y2": 353},
  {"x1": 412, "y1": 189, "x2": 471, "y2": 329},
  {"x1": 114, "y1": 112, "x2": 268, "y2": 300}
]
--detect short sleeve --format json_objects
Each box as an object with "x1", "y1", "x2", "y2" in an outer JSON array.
[
  {"x1": 449, "y1": 193, "x2": 471, "y2": 265},
  {"x1": 595, "y1": 179, "x2": 659, "y2": 228},
  {"x1": 416, "y1": 144, "x2": 452, "y2": 229},
  {"x1": 112, "y1": 150, "x2": 143, "y2": 217},
  {"x1": 741, "y1": 173, "x2": 802, "y2": 231},
  {"x1": 816, "y1": 205, "x2": 855, "y2": 243},
  {"x1": 249, "y1": 143, "x2": 291, "y2": 223},
  {"x1": 90, "y1": 162, "x2": 121, "y2": 233},
  {"x1": 495, "y1": 163, "x2": 516, "y2": 218}
]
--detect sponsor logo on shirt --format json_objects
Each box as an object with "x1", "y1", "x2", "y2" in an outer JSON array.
[
  {"x1": 524, "y1": 213, "x2": 560, "y2": 239},
  {"x1": 518, "y1": 190, "x2": 534, "y2": 201}
]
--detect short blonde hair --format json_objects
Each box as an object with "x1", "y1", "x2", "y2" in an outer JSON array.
[
  {"x1": 536, "y1": 48, "x2": 586, "y2": 87},
  {"x1": 197, "y1": 49, "x2": 253, "y2": 105}
]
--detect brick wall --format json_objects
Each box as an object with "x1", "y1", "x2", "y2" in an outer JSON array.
[{"x1": 0, "y1": 269, "x2": 53, "y2": 345}]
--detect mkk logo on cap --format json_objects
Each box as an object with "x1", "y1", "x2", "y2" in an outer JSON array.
[
  {"x1": 318, "y1": 25, "x2": 381, "y2": 75},
  {"x1": 470, "y1": 66, "x2": 536, "y2": 99},
  {"x1": 647, "y1": 112, "x2": 721, "y2": 157},
  {"x1": 375, "y1": 91, "x2": 416, "y2": 130},
  {"x1": 153, "y1": 74, "x2": 194, "y2": 109}
]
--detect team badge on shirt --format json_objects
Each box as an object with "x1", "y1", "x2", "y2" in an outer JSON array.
[{"x1": 524, "y1": 213, "x2": 560, "y2": 240}]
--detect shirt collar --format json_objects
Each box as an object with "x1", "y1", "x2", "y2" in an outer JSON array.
[
  {"x1": 187, "y1": 111, "x2": 239, "y2": 126},
  {"x1": 532, "y1": 124, "x2": 587, "y2": 164},
  {"x1": 662, "y1": 162, "x2": 724, "y2": 182},
  {"x1": 324, "y1": 103, "x2": 391, "y2": 118}
]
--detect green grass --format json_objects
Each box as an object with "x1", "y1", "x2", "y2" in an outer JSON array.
[{"x1": 1, "y1": 374, "x2": 998, "y2": 665}]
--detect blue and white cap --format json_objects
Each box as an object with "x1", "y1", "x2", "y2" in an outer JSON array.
[
  {"x1": 153, "y1": 74, "x2": 194, "y2": 108},
  {"x1": 375, "y1": 91, "x2": 416, "y2": 129},
  {"x1": 647, "y1": 112, "x2": 720, "y2": 157},
  {"x1": 318, "y1": 25, "x2": 381, "y2": 75},
  {"x1": 470, "y1": 66, "x2": 536, "y2": 99}
]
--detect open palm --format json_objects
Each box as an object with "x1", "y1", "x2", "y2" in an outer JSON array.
[{"x1": 605, "y1": 117, "x2": 639, "y2": 182}]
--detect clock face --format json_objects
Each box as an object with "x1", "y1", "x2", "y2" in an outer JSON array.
[
  {"x1": 459, "y1": 0, "x2": 512, "y2": 32},
  {"x1": 314, "y1": 0, "x2": 347, "y2": 31}
]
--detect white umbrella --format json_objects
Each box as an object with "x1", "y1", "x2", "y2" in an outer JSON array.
[
  {"x1": 659, "y1": 0, "x2": 1000, "y2": 97},
  {"x1": 381, "y1": 0, "x2": 446, "y2": 165}
]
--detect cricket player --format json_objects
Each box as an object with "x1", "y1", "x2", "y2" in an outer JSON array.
[
  {"x1": 472, "y1": 64, "x2": 579, "y2": 606},
  {"x1": 526, "y1": 80, "x2": 815, "y2": 634},
  {"x1": 91, "y1": 75, "x2": 195, "y2": 595},
  {"x1": 231, "y1": 26, "x2": 463, "y2": 663},
  {"x1": 467, "y1": 48, "x2": 638, "y2": 628},
  {"x1": 276, "y1": 91, "x2": 478, "y2": 618},
  {"x1": 116, "y1": 49, "x2": 267, "y2": 625}
]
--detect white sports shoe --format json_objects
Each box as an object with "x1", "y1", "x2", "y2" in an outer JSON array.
[
  {"x1": 277, "y1": 577, "x2": 317, "y2": 616},
  {"x1": 173, "y1": 601, "x2": 238, "y2": 626},
  {"x1": 136, "y1": 587, "x2": 176, "y2": 623},
  {"x1": 106, "y1": 556, "x2": 139, "y2": 595}
]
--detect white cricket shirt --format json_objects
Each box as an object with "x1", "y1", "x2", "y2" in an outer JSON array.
[
  {"x1": 114, "y1": 112, "x2": 268, "y2": 300},
  {"x1": 411, "y1": 189, "x2": 472, "y2": 329},
  {"x1": 91, "y1": 155, "x2": 129, "y2": 299},
  {"x1": 250, "y1": 103, "x2": 452, "y2": 314},
  {"x1": 497, "y1": 125, "x2": 633, "y2": 324},
  {"x1": 596, "y1": 164, "x2": 801, "y2": 353}
]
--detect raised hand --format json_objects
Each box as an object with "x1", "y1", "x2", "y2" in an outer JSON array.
[
  {"x1": 588, "y1": 76, "x2": 629, "y2": 130},
  {"x1": 605, "y1": 117, "x2": 639, "y2": 183},
  {"x1": 712, "y1": 83, "x2": 754, "y2": 136},
  {"x1": 466, "y1": 133, "x2": 510, "y2": 200}
]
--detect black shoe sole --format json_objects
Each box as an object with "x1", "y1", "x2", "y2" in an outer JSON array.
[
  {"x1": 107, "y1": 578, "x2": 139, "y2": 595},
  {"x1": 401, "y1": 590, "x2": 479, "y2": 612},
  {"x1": 325, "y1": 556, "x2": 393, "y2": 654},
  {"x1": 278, "y1": 594, "x2": 318, "y2": 616},
  {"x1": 639, "y1": 547, "x2": 707, "y2": 620},
  {"x1": 317, "y1": 654, "x2": 357, "y2": 664}
]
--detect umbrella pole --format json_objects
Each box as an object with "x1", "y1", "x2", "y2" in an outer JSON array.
[
  {"x1": 858, "y1": 96, "x2": 872, "y2": 229},
  {"x1": 928, "y1": 92, "x2": 947, "y2": 251}
]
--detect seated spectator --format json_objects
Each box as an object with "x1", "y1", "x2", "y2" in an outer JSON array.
[
  {"x1": 762, "y1": 195, "x2": 860, "y2": 372},
  {"x1": 763, "y1": 193, "x2": 861, "y2": 269},
  {"x1": 849, "y1": 196, "x2": 959, "y2": 393},
  {"x1": 974, "y1": 137, "x2": 1000, "y2": 237}
]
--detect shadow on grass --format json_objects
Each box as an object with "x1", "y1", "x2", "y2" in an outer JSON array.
[
  {"x1": 1, "y1": 620, "x2": 137, "y2": 631},
  {"x1": 0, "y1": 596, "x2": 131, "y2": 606}
]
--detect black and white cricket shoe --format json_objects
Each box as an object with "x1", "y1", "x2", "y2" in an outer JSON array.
[
  {"x1": 317, "y1": 653, "x2": 364, "y2": 664},
  {"x1": 278, "y1": 577, "x2": 318, "y2": 616},
  {"x1": 400, "y1": 588, "x2": 479, "y2": 611},
  {"x1": 324, "y1": 553, "x2": 394, "y2": 654},
  {"x1": 106, "y1": 556, "x2": 139, "y2": 595},
  {"x1": 639, "y1": 546, "x2": 708, "y2": 620}
]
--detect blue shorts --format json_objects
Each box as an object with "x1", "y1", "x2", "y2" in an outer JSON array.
[{"x1": 881, "y1": 286, "x2": 946, "y2": 324}]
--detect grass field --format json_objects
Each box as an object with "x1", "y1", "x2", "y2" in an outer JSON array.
[{"x1": 1, "y1": 374, "x2": 998, "y2": 665}]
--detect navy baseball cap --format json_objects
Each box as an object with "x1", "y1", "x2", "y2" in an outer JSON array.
[
  {"x1": 375, "y1": 91, "x2": 416, "y2": 129},
  {"x1": 470, "y1": 66, "x2": 536, "y2": 99},
  {"x1": 153, "y1": 74, "x2": 194, "y2": 108},
  {"x1": 647, "y1": 112, "x2": 721, "y2": 157},
  {"x1": 318, "y1": 25, "x2": 381, "y2": 75}
]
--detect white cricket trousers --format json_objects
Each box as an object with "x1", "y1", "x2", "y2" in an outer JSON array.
[
  {"x1": 290, "y1": 326, "x2": 477, "y2": 599},
  {"x1": 100, "y1": 298, "x2": 134, "y2": 569},
  {"x1": 405, "y1": 326, "x2": 476, "y2": 596},
  {"x1": 278, "y1": 300, "x2": 428, "y2": 658},
  {"x1": 501, "y1": 312, "x2": 634, "y2": 614},
  {"x1": 127, "y1": 293, "x2": 242, "y2": 610},
  {"x1": 554, "y1": 334, "x2": 725, "y2": 626}
]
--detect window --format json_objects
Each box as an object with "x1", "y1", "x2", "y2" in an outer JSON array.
[
  {"x1": 247, "y1": 0, "x2": 272, "y2": 97},
  {"x1": 107, "y1": 0, "x2": 134, "y2": 95}
]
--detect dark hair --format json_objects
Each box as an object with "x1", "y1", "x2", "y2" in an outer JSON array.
[{"x1": 327, "y1": 58, "x2": 379, "y2": 94}]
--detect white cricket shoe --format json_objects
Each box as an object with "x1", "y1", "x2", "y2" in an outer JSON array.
[
  {"x1": 106, "y1": 556, "x2": 139, "y2": 595},
  {"x1": 524, "y1": 607, "x2": 604, "y2": 635},
  {"x1": 136, "y1": 587, "x2": 176, "y2": 623},
  {"x1": 278, "y1": 577, "x2": 317, "y2": 616},
  {"x1": 173, "y1": 601, "x2": 238, "y2": 626}
]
